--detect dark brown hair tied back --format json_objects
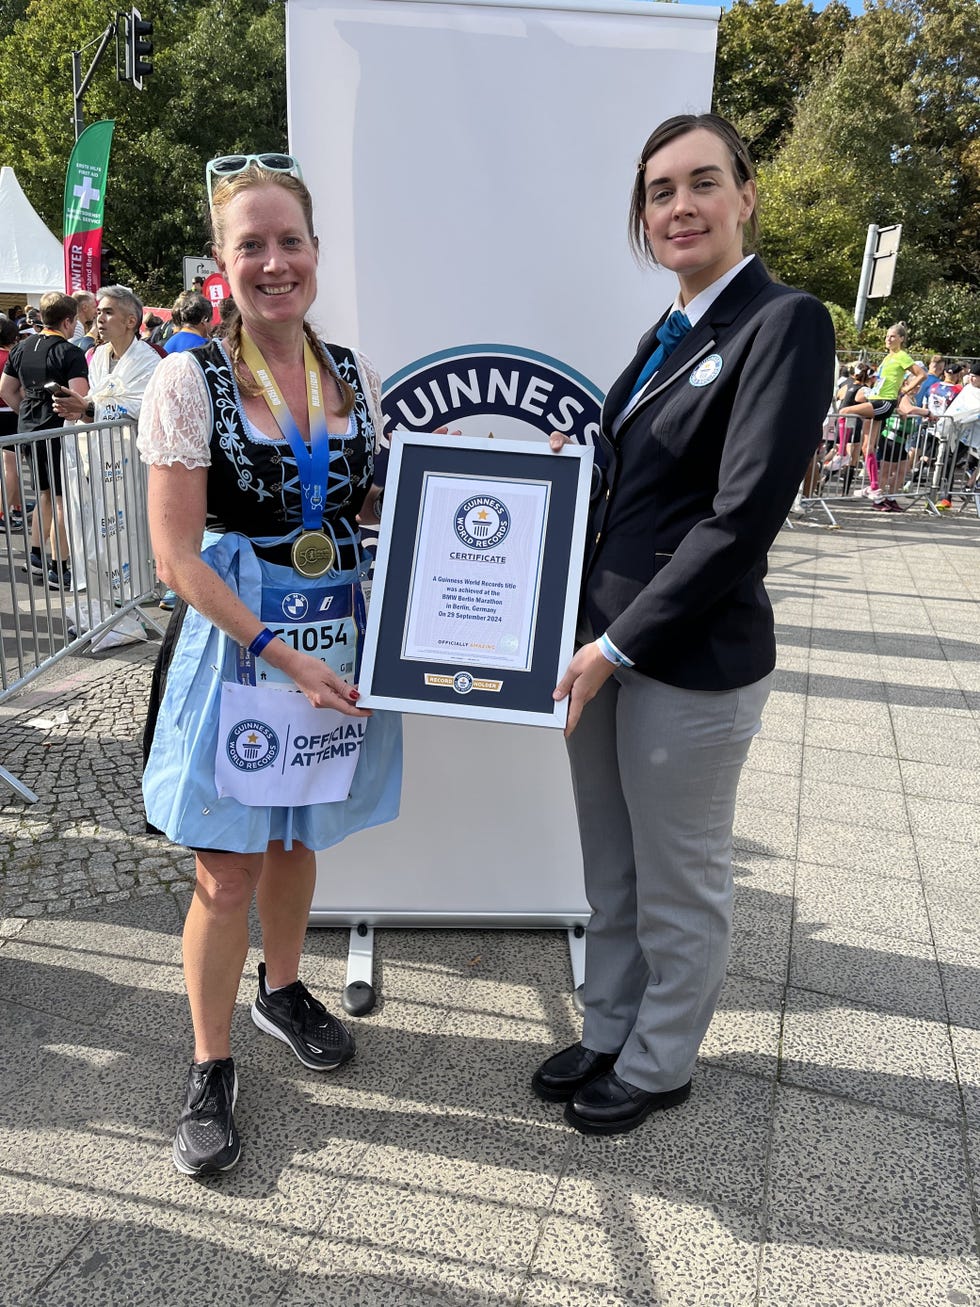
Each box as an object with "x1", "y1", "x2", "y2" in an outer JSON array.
[{"x1": 628, "y1": 113, "x2": 759, "y2": 267}]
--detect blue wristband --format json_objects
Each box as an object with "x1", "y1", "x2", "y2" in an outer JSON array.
[{"x1": 248, "y1": 627, "x2": 278, "y2": 658}]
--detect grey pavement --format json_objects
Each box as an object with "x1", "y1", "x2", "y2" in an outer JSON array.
[{"x1": 2, "y1": 505, "x2": 980, "y2": 1306}]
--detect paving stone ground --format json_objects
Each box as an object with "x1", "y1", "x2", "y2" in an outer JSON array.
[
  {"x1": 1, "y1": 506, "x2": 980, "y2": 1306},
  {"x1": 0, "y1": 654, "x2": 194, "y2": 918}
]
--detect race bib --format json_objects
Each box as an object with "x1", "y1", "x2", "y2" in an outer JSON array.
[
  {"x1": 215, "y1": 682, "x2": 366, "y2": 807},
  {"x1": 235, "y1": 578, "x2": 366, "y2": 688}
]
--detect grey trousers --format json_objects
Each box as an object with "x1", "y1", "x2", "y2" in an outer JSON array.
[{"x1": 566, "y1": 667, "x2": 772, "y2": 1093}]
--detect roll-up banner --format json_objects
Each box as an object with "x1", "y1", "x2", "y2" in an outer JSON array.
[
  {"x1": 288, "y1": 0, "x2": 719, "y2": 934},
  {"x1": 63, "y1": 120, "x2": 114, "y2": 294}
]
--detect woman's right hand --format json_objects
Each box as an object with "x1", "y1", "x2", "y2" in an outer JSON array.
[
  {"x1": 548, "y1": 431, "x2": 571, "y2": 453},
  {"x1": 52, "y1": 392, "x2": 89, "y2": 422},
  {"x1": 275, "y1": 647, "x2": 372, "y2": 718},
  {"x1": 554, "y1": 641, "x2": 615, "y2": 737}
]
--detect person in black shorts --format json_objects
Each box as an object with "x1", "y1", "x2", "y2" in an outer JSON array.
[
  {"x1": 0, "y1": 315, "x2": 23, "y2": 531},
  {"x1": 838, "y1": 323, "x2": 926, "y2": 511},
  {"x1": 0, "y1": 292, "x2": 89, "y2": 588}
]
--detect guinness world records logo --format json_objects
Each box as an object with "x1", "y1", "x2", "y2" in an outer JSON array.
[
  {"x1": 226, "y1": 719, "x2": 280, "y2": 772},
  {"x1": 382, "y1": 343, "x2": 602, "y2": 444},
  {"x1": 455, "y1": 495, "x2": 511, "y2": 549}
]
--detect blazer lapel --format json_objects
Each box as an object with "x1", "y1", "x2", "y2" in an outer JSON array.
[
  {"x1": 601, "y1": 317, "x2": 666, "y2": 433},
  {"x1": 602, "y1": 259, "x2": 775, "y2": 438},
  {"x1": 614, "y1": 331, "x2": 717, "y2": 432}
]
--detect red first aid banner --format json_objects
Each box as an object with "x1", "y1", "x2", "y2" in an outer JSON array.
[{"x1": 63, "y1": 121, "x2": 115, "y2": 293}]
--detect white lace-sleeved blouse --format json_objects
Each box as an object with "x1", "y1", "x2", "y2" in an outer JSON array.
[
  {"x1": 136, "y1": 353, "x2": 212, "y2": 468},
  {"x1": 136, "y1": 345, "x2": 389, "y2": 469}
]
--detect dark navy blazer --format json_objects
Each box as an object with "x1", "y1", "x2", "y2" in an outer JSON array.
[{"x1": 584, "y1": 257, "x2": 834, "y2": 691}]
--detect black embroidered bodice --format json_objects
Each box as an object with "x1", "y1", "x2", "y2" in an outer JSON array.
[{"x1": 190, "y1": 339, "x2": 376, "y2": 570}]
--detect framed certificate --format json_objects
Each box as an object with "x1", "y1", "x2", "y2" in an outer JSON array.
[{"x1": 359, "y1": 433, "x2": 594, "y2": 727}]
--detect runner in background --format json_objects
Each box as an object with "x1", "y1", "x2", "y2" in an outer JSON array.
[{"x1": 0, "y1": 315, "x2": 24, "y2": 532}]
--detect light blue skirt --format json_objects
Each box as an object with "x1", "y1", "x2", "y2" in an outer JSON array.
[{"x1": 142, "y1": 532, "x2": 402, "y2": 853}]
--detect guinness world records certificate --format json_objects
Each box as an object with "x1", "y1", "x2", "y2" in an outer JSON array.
[{"x1": 359, "y1": 433, "x2": 594, "y2": 727}]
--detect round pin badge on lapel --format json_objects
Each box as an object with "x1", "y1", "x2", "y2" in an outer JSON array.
[{"x1": 690, "y1": 354, "x2": 723, "y2": 387}]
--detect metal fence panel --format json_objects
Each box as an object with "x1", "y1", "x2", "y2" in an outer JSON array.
[
  {"x1": 0, "y1": 419, "x2": 163, "y2": 800},
  {"x1": 798, "y1": 409, "x2": 980, "y2": 519}
]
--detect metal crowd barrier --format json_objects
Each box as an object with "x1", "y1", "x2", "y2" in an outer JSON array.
[
  {"x1": 0, "y1": 419, "x2": 164, "y2": 801},
  {"x1": 793, "y1": 410, "x2": 980, "y2": 521}
]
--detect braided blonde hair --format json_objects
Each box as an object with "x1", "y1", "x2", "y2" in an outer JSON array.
[{"x1": 209, "y1": 165, "x2": 354, "y2": 415}]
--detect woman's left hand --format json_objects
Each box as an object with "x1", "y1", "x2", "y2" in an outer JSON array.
[
  {"x1": 279, "y1": 647, "x2": 372, "y2": 717},
  {"x1": 52, "y1": 393, "x2": 89, "y2": 422},
  {"x1": 554, "y1": 642, "x2": 616, "y2": 737}
]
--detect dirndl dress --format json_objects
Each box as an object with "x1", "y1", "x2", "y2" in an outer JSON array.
[{"x1": 140, "y1": 337, "x2": 402, "y2": 854}]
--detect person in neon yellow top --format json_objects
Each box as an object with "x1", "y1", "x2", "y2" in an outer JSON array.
[{"x1": 839, "y1": 322, "x2": 926, "y2": 510}]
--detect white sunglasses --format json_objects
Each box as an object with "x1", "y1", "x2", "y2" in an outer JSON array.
[{"x1": 205, "y1": 153, "x2": 303, "y2": 203}]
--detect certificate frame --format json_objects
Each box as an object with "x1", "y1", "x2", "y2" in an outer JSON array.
[{"x1": 359, "y1": 433, "x2": 594, "y2": 727}]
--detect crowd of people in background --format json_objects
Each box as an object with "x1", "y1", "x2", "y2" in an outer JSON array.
[
  {"x1": 0, "y1": 283, "x2": 235, "y2": 597},
  {"x1": 819, "y1": 326, "x2": 980, "y2": 513},
  {"x1": 2, "y1": 288, "x2": 978, "y2": 601}
]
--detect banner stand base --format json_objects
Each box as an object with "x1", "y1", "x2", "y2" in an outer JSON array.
[{"x1": 307, "y1": 913, "x2": 588, "y2": 1017}]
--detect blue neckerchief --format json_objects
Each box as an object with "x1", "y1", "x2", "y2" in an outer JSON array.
[{"x1": 627, "y1": 309, "x2": 692, "y2": 404}]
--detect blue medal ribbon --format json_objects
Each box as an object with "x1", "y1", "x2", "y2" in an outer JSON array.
[{"x1": 239, "y1": 331, "x2": 332, "y2": 531}]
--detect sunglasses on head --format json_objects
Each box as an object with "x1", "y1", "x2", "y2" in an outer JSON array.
[{"x1": 205, "y1": 153, "x2": 303, "y2": 203}]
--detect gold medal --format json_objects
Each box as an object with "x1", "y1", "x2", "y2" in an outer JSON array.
[{"x1": 291, "y1": 530, "x2": 336, "y2": 578}]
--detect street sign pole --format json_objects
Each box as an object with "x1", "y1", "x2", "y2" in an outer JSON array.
[
  {"x1": 853, "y1": 224, "x2": 877, "y2": 334},
  {"x1": 854, "y1": 223, "x2": 903, "y2": 332}
]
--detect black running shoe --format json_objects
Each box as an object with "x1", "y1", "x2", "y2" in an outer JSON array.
[
  {"x1": 48, "y1": 562, "x2": 71, "y2": 591},
  {"x1": 21, "y1": 550, "x2": 44, "y2": 580},
  {"x1": 251, "y1": 961, "x2": 355, "y2": 1071},
  {"x1": 172, "y1": 1057, "x2": 241, "y2": 1176}
]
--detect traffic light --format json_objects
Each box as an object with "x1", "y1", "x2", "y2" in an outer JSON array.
[{"x1": 122, "y1": 8, "x2": 153, "y2": 90}]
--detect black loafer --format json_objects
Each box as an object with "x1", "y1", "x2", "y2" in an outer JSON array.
[
  {"x1": 564, "y1": 1069, "x2": 691, "y2": 1135},
  {"x1": 531, "y1": 1042, "x2": 620, "y2": 1103}
]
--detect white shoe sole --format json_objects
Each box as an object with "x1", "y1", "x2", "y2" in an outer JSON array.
[
  {"x1": 250, "y1": 1002, "x2": 353, "y2": 1071},
  {"x1": 172, "y1": 1070, "x2": 240, "y2": 1176}
]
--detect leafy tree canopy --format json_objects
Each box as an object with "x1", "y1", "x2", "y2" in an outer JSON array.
[
  {"x1": 714, "y1": 0, "x2": 853, "y2": 162},
  {"x1": 0, "y1": 0, "x2": 286, "y2": 303},
  {"x1": 746, "y1": 0, "x2": 979, "y2": 353}
]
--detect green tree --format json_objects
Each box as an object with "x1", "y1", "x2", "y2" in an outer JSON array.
[
  {"x1": 901, "y1": 282, "x2": 980, "y2": 355},
  {"x1": 713, "y1": 0, "x2": 853, "y2": 163},
  {"x1": 757, "y1": 0, "x2": 956, "y2": 308},
  {"x1": 0, "y1": 0, "x2": 29, "y2": 37},
  {"x1": 0, "y1": 0, "x2": 286, "y2": 303},
  {"x1": 901, "y1": 0, "x2": 980, "y2": 284}
]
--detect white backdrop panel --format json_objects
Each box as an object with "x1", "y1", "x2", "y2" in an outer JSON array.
[
  {"x1": 288, "y1": 0, "x2": 719, "y2": 389},
  {"x1": 286, "y1": 0, "x2": 718, "y2": 922}
]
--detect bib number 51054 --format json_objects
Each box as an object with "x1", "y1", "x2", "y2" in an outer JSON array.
[{"x1": 271, "y1": 620, "x2": 350, "y2": 655}]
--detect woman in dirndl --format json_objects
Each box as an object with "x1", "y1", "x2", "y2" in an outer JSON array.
[{"x1": 138, "y1": 154, "x2": 401, "y2": 1177}]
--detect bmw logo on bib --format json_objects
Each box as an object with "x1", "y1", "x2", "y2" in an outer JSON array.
[{"x1": 690, "y1": 354, "x2": 723, "y2": 388}]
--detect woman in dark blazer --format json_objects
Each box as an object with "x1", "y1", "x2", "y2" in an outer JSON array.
[{"x1": 533, "y1": 114, "x2": 834, "y2": 1135}]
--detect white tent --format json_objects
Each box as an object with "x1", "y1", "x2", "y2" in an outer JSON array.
[{"x1": 0, "y1": 166, "x2": 64, "y2": 296}]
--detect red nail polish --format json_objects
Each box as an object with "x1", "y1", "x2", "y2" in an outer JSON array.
[{"x1": 349, "y1": 689, "x2": 360, "y2": 701}]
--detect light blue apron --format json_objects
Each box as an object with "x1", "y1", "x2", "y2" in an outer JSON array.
[{"x1": 142, "y1": 530, "x2": 402, "y2": 853}]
